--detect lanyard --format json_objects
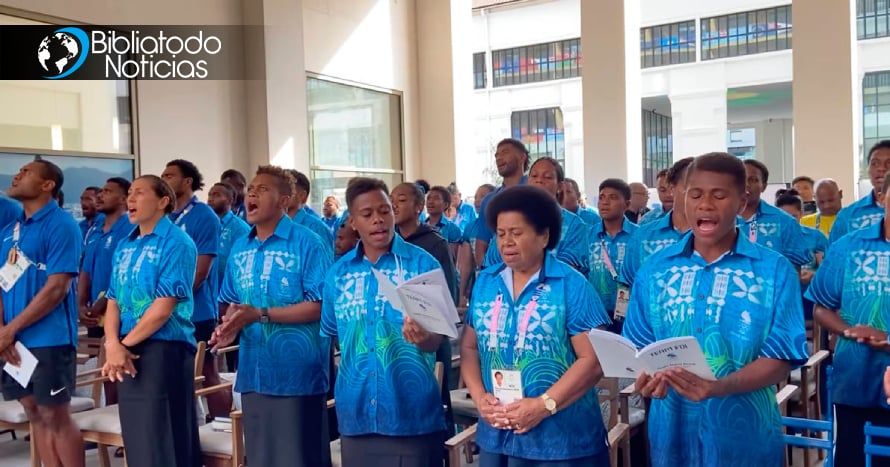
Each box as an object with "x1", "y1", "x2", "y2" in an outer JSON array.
[
  {"x1": 748, "y1": 220, "x2": 758, "y2": 242},
  {"x1": 172, "y1": 198, "x2": 197, "y2": 226},
  {"x1": 601, "y1": 240, "x2": 618, "y2": 281},
  {"x1": 487, "y1": 288, "x2": 543, "y2": 361},
  {"x1": 84, "y1": 221, "x2": 99, "y2": 245},
  {"x1": 815, "y1": 214, "x2": 821, "y2": 230},
  {"x1": 12, "y1": 222, "x2": 20, "y2": 245}
]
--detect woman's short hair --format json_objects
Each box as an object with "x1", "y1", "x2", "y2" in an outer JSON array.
[
  {"x1": 485, "y1": 185, "x2": 562, "y2": 251},
  {"x1": 136, "y1": 175, "x2": 177, "y2": 214},
  {"x1": 429, "y1": 186, "x2": 453, "y2": 208}
]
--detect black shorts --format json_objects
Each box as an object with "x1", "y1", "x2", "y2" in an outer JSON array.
[
  {"x1": 1, "y1": 345, "x2": 76, "y2": 405},
  {"x1": 86, "y1": 326, "x2": 105, "y2": 338},
  {"x1": 193, "y1": 319, "x2": 216, "y2": 357}
]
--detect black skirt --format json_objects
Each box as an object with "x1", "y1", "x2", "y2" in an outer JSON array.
[
  {"x1": 340, "y1": 432, "x2": 444, "y2": 467},
  {"x1": 118, "y1": 339, "x2": 201, "y2": 467},
  {"x1": 241, "y1": 391, "x2": 332, "y2": 467}
]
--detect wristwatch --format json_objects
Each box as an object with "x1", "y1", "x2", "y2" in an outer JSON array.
[
  {"x1": 540, "y1": 393, "x2": 557, "y2": 415},
  {"x1": 259, "y1": 307, "x2": 270, "y2": 324}
]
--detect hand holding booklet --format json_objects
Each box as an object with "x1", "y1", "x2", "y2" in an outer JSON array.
[
  {"x1": 372, "y1": 268, "x2": 460, "y2": 339},
  {"x1": 2, "y1": 341, "x2": 38, "y2": 388},
  {"x1": 587, "y1": 329, "x2": 716, "y2": 380}
]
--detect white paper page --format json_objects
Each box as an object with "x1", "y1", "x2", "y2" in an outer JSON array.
[
  {"x1": 397, "y1": 284, "x2": 459, "y2": 338},
  {"x1": 2, "y1": 342, "x2": 38, "y2": 388},
  {"x1": 638, "y1": 336, "x2": 716, "y2": 380},
  {"x1": 587, "y1": 329, "x2": 640, "y2": 379},
  {"x1": 401, "y1": 269, "x2": 461, "y2": 330},
  {"x1": 372, "y1": 268, "x2": 405, "y2": 313}
]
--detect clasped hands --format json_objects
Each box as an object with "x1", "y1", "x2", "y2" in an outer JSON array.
[
  {"x1": 209, "y1": 304, "x2": 263, "y2": 352},
  {"x1": 476, "y1": 394, "x2": 549, "y2": 435},
  {"x1": 635, "y1": 368, "x2": 719, "y2": 402},
  {"x1": 101, "y1": 340, "x2": 139, "y2": 382}
]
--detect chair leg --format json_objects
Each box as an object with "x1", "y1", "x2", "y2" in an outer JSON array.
[{"x1": 97, "y1": 443, "x2": 112, "y2": 467}]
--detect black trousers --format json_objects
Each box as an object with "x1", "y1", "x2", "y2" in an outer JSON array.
[
  {"x1": 480, "y1": 450, "x2": 611, "y2": 467},
  {"x1": 242, "y1": 392, "x2": 331, "y2": 467},
  {"x1": 118, "y1": 339, "x2": 201, "y2": 467},
  {"x1": 835, "y1": 404, "x2": 890, "y2": 467},
  {"x1": 340, "y1": 432, "x2": 444, "y2": 467}
]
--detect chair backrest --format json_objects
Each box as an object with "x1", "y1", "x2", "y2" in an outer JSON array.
[
  {"x1": 865, "y1": 422, "x2": 890, "y2": 467},
  {"x1": 597, "y1": 377, "x2": 620, "y2": 430},
  {"x1": 434, "y1": 361, "x2": 445, "y2": 390},
  {"x1": 76, "y1": 336, "x2": 103, "y2": 364},
  {"x1": 781, "y1": 366, "x2": 835, "y2": 467}
]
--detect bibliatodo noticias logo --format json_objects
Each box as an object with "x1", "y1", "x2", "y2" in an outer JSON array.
[{"x1": 0, "y1": 25, "x2": 248, "y2": 80}]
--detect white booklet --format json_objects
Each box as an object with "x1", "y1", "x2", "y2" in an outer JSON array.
[
  {"x1": 373, "y1": 268, "x2": 460, "y2": 339},
  {"x1": 2, "y1": 341, "x2": 39, "y2": 388},
  {"x1": 588, "y1": 329, "x2": 716, "y2": 380}
]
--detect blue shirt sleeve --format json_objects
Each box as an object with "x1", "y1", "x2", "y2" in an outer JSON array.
[
  {"x1": 828, "y1": 208, "x2": 851, "y2": 244},
  {"x1": 622, "y1": 263, "x2": 657, "y2": 348},
  {"x1": 476, "y1": 193, "x2": 496, "y2": 245},
  {"x1": 219, "y1": 243, "x2": 241, "y2": 305},
  {"x1": 320, "y1": 267, "x2": 338, "y2": 337},
  {"x1": 567, "y1": 275, "x2": 611, "y2": 334},
  {"x1": 106, "y1": 245, "x2": 122, "y2": 301},
  {"x1": 44, "y1": 218, "x2": 81, "y2": 276},
  {"x1": 484, "y1": 237, "x2": 501, "y2": 267},
  {"x1": 192, "y1": 208, "x2": 220, "y2": 256},
  {"x1": 445, "y1": 222, "x2": 462, "y2": 244},
  {"x1": 556, "y1": 217, "x2": 590, "y2": 275},
  {"x1": 814, "y1": 231, "x2": 829, "y2": 254},
  {"x1": 300, "y1": 235, "x2": 330, "y2": 303},
  {"x1": 157, "y1": 238, "x2": 196, "y2": 302},
  {"x1": 805, "y1": 240, "x2": 846, "y2": 310},
  {"x1": 759, "y1": 259, "x2": 808, "y2": 365},
  {"x1": 781, "y1": 216, "x2": 813, "y2": 266}
]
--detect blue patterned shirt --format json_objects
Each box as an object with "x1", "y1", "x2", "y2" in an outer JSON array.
[
  {"x1": 107, "y1": 216, "x2": 197, "y2": 347},
  {"x1": 320, "y1": 235, "x2": 445, "y2": 436},
  {"x1": 587, "y1": 219, "x2": 637, "y2": 313},
  {"x1": 484, "y1": 208, "x2": 590, "y2": 274},
  {"x1": 638, "y1": 206, "x2": 666, "y2": 226},
  {"x1": 620, "y1": 210, "x2": 689, "y2": 287},
  {"x1": 292, "y1": 206, "x2": 335, "y2": 259},
  {"x1": 428, "y1": 216, "x2": 463, "y2": 244},
  {"x1": 452, "y1": 201, "x2": 478, "y2": 233},
  {"x1": 623, "y1": 232, "x2": 808, "y2": 467},
  {"x1": 0, "y1": 201, "x2": 80, "y2": 348},
  {"x1": 220, "y1": 216, "x2": 331, "y2": 396},
  {"x1": 217, "y1": 211, "x2": 250, "y2": 286},
  {"x1": 806, "y1": 220, "x2": 890, "y2": 407},
  {"x1": 476, "y1": 177, "x2": 529, "y2": 246},
  {"x1": 573, "y1": 207, "x2": 602, "y2": 227},
  {"x1": 322, "y1": 214, "x2": 340, "y2": 233},
  {"x1": 469, "y1": 255, "x2": 610, "y2": 460},
  {"x1": 737, "y1": 200, "x2": 812, "y2": 267},
  {"x1": 82, "y1": 214, "x2": 133, "y2": 303},
  {"x1": 169, "y1": 196, "x2": 220, "y2": 323},
  {"x1": 829, "y1": 191, "x2": 884, "y2": 244}
]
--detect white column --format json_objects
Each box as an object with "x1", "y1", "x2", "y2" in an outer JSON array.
[
  {"x1": 242, "y1": 0, "x2": 310, "y2": 173},
  {"x1": 669, "y1": 90, "x2": 727, "y2": 159},
  {"x1": 581, "y1": 0, "x2": 642, "y2": 189},
  {"x1": 414, "y1": 0, "x2": 463, "y2": 186},
  {"x1": 792, "y1": 0, "x2": 858, "y2": 199}
]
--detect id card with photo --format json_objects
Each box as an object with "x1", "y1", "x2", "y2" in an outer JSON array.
[
  {"x1": 0, "y1": 249, "x2": 30, "y2": 292},
  {"x1": 491, "y1": 369, "x2": 523, "y2": 404},
  {"x1": 614, "y1": 284, "x2": 630, "y2": 319}
]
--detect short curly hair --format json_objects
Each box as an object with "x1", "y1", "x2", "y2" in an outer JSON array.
[
  {"x1": 485, "y1": 185, "x2": 562, "y2": 251},
  {"x1": 255, "y1": 165, "x2": 294, "y2": 196}
]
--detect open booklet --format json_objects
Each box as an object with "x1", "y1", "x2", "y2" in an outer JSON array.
[
  {"x1": 372, "y1": 268, "x2": 461, "y2": 339},
  {"x1": 588, "y1": 329, "x2": 716, "y2": 380}
]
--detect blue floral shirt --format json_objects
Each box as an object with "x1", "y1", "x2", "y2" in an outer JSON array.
[
  {"x1": 292, "y1": 206, "x2": 335, "y2": 259},
  {"x1": 320, "y1": 235, "x2": 446, "y2": 436},
  {"x1": 468, "y1": 255, "x2": 610, "y2": 460},
  {"x1": 620, "y1": 210, "x2": 689, "y2": 287},
  {"x1": 623, "y1": 232, "x2": 808, "y2": 467},
  {"x1": 806, "y1": 220, "x2": 890, "y2": 408},
  {"x1": 217, "y1": 211, "x2": 250, "y2": 286},
  {"x1": 107, "y1": 216, "x2": 197, "y2": 347},
  {"x1": 737, "y1": 200, "x2": 811, "y2": 267},
  {"x1": 587, "y1": 218, "x2": 637, "y2": 313},
  {"x1": 219, "y1": 216, "x2": 331, "y2": 396},
  {"x1": 829, "y1": 191, "x2": 884, "y2": 244},
  {"x1": 484, "y1": 208, "x2": 590, "y2": 274},
  {"x1": 452, "y1": 201, "x2": 478, "y2": 233}
]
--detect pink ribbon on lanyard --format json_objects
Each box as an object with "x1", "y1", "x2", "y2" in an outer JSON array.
[
  {"x1": 748, "y1": 221, "x2": 758, "y2": 242},
  {"x1": 488, "y1": 294, "x2": 503, "y2": 350},
  {"x1": 515, "y1": 295, "x2": 539, "y2": 352},
  {"x1": 601, "y1": 241, "x2": 618, "y2": 281},
  {"x1": 487, "y1": 292, "x2": 540, "y2": 353}
]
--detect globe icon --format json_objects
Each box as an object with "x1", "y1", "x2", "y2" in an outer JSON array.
[{"x1": 37, "y1": 32, "x2": 80, "y2": 75}]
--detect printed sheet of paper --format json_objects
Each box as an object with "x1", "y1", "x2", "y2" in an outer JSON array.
[
  {"x1": 372, "y1": 268, "x2": 460, "y2": 338},
  {"x1": 2, "y1": 342, "x2": 38, "y2": 388}
]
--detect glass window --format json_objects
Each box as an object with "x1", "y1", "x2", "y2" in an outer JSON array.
[
  {"x1": 309, "y1": 169, "x2": 403, "y2": 210},
  {"x1": 491, "y1": 38, "x2": 581, "y2": 87},
  {"x1": 640, "y1": 20, "x2": 696, "y2": 69},
  {"x1": 858, "y1": 0, "x2": 890, "y2": 39},
  {"x1": 510, "y1": 108, "x2": 565, "y2": 163},
  {"x1": 641, "y1": 110, "x2": 673, "y2": 186},
  {"x1": 0, "y1": 152, "x2": 135, "y2": 219},
  {"x1": 701, "y1": 5, "x2": 792, "y2": 60},
  {"x1": 862, "y1": 71, "x2": 890, "y2": 176},
  {"x1": 306, "y1": 76, "x2": 403, "y2": 206},
  {"x1": 473, "y1": 52, "x2": 486, "y2": 89}
]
